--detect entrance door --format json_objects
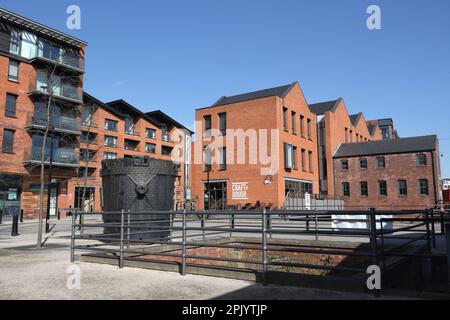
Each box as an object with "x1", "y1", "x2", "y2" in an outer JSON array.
[
  {"x1": 204, "y1": 181, "x2": 227, "y2": 210},
  {"x1": 0, "y1": 175, "x2": 22, "y2": 219},
  {"x1": 74, "y1": 187, "x2": 95, "y2": 212}
]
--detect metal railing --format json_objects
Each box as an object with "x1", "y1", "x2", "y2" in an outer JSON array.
[
  {"x1": 26, "y1": 113, "x2": 81, "y2": 134},
  {"x1": 70, "y1": 209, "x2": 449, "y2": 288},
  {"x1": 24, "y1": 147, "x2": 79, "y2": 166}
]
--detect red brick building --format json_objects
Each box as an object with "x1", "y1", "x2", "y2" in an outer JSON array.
[
  {"x1": 332, "y1": 135, "x2": 442, "y2": 210},
  {"x1": 191, "y1": 82, "x2": 319, "y2": 210}
]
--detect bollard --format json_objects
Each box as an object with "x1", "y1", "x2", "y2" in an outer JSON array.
[
  {"x1": 57, "y1": 210, "x2": 61, "y2": 221},
  {"x1": 11, "y1": 211, "x2": 19, "y2": 237},
  {"x1": 0, "y1": 209, "x2": 3, "y2": 225},
  {"x1": 20, "y1": 209, "x2": 24, "y2": 223}
]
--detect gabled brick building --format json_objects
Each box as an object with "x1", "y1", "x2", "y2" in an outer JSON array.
[
  {"x1": 191, "y1": 82, "x2": 319, "y2": 210},
  {"x1": 332, "y1": 135, "x2": 441, "y2": 210}
]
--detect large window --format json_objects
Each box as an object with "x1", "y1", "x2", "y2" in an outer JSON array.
[
  {"x1": 341, "y1": 160, "x2": 349, "y2": 171},
  {"x1": 204, "y1": 146, "x2": 212, "y2": 172},
  {"x1": 5, "y1": 93, "x2": 17, "y2": 117},
  {"x1": 219, "y1": 147, "x2": 227, "y2": 171},
  {"x1": 360, "y1": 181, "x2": 368, "y2": 197},
  {"x1": 359, "y1": 158, "x2": 368, "y2": 170},
  {"x1": 284, "y1": 143, "x2": 294, "y2": 170},
  {"x1": 301, "y1": 149, "x2": 306, "y2": 171},
  {"x1": 308, "y1": 151, "x2": 313, "y2": 173},
  {"x1": 146, "y1": 128, "x2": 156, "y2": 139},
  {"x1": 104, "y1": 136, "x2": 117, "y2": 148},
  {"x1": 285, "y1": 180, "x2": 313, "y2": 196},
  {"x1": 283, "y1": 108, "x2": 288, "y2": 131},
  {"x1": 104, "y1": 119, "x2": 118, "y2": 132},
  {"x1": 145, "y1": 142, "x2": 156, "y2": 154},
  {"x1": 2, "y1": 129, "x2": 15, "y2": 153},
  {"x1": 416, "y1": 154, "x2": 427, "y2": 166},
  {"x1": 204, "y1": 115, "x2": 211, "y2": 138},
  {"x1": 379, "y1": 181, "x2": 388, "y2": 197},
  {"x1": 103, "y1": 152, "x2": 117, "y2": 160},
  {"x1": 81, "y1": 105, "x2": 95, "y2": 126},
  {"x1": 398, "y1": 180, "x2": 408, "y2": 196},
  {"x1": 342, "y1": 182, "x2": 350, "y2": 197},
  {"x1": 377, "y1": 157, "x2": 386, "y2": 169},
  {"x1": 218, "y1": 113, "x2": 227, "y2": 136},
  {"x1": 8, "y1": 60, "x2": 19, "y2": 82},
  {"x1": 419, "y1": 179, "x2": 429, "y2": 195},
  {"x1": 10, "y1": 29, "x2": 20, "y2": 55}
]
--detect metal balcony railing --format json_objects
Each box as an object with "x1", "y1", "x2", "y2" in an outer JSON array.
[
  {"x1": 32, "y1": 48, "x2": 85, "y2": 72},
  {"x1": 26, "y1": 113, "x2": 80, "y2": 134},
  {"x1": 24, "y1": 148, "x2": 79, "y2": 167},
  {"x1": 29, "y1": 79, "x2": 83, "y2": 104}
]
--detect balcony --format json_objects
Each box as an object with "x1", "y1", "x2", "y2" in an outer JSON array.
[
  {"x1": 124, "y1": 139, "x2": 140, "y2": 152},
  {"x1": 162, "y1": 132, "x2": 176, "y2": 144},
  {"x1": 29, "y1": 49, "x2": 85, "y2": 74},
  {"x1": 25, "y1": 113, "x2": 81, "y2": 135},
  {"x1": 23, "y1": 148, "x2": 79, "y2": 168},
  {"x1": 125, "y1": 128, "x2": 141, "y2": 137},
  {"x1": 29, "y1": 78, "x2": 83, "y2": 105}
]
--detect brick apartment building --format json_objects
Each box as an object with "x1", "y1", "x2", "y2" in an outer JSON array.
[
  {"x1": 332, "y1": 135, "x2": 442, "y2": 210},
  {"x1": 0, "y1": 8, "x2": 86, "y2": 219},
  {"x1": 309, "y1": 98, "x2": 385, "y2": 196},
  {"x1": 0, "y1": 8, "x2": 192, "y2": 219},
  {"x1": 191, "y1": 82, "x2": 319, "y2": 210}
]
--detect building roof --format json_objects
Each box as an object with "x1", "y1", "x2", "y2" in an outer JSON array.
[
  {"x1": 146, "y1": 110, "x2": 193, "y2": 134},
  {"x1": 106, "y1": 100, "x2": 162, "y2": 127},
  {"x1": 308, "y1": 98, "x2": 342, "y2": 115},
  {"x1": 333, "y1": 135, "x2": 438, "y2": 158},
  {"x1": 210, "y1": 82, "x2": 297, "y2": 108},
  {"x1": 367, "y1": 124, "x2": 377, "y2": 136},
  {"x1": 0, "y1": 7, "x2": 87, "y2": 48},
  {"x1": 349, "y1": 113, "x2": 363, "y2": 126}
]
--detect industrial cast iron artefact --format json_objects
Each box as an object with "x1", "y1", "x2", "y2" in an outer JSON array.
[{"x1": 101, "y1": 156, "x2": 178, "y2": 241}]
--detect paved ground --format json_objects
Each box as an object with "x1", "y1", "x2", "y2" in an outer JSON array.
[{"x1": 0, "y1": 218, "x2": 418, "y2": 300}]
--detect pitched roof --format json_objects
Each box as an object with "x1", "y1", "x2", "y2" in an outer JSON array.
[
  {"x1": 333, "y1": 135, "x2": 438, "y2": 158},
  {"x1": 308, "y1": 98, "x2": 341, "y2": 115},
  {"x1": 211, "y1": 82, "x2": 297, "y2": 107},
  {"x1": 83, "y1": 92, "x2": 125, "y2": 118},
  {"x1": 349, "y1": 113, "x2": 363, "y2": 126},
  {"x1": 106, "y1": 100, "x2": 161, "y2": 127},
  {"x1": 367, "y1": 124, "x2": 377, "y2": 136},
  {"x1": 146, "y1": 110, "x2": 193, "y2": 134}
]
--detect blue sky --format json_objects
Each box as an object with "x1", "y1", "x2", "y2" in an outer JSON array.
[{"x1": 2, "y1": 0, "x2": 450, "y2": 177}]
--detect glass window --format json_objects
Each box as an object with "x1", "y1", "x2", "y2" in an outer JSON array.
[
  {"x1": 360, "y1": 181, "x2": 368, "y2": 197},
  {"x1": 291, "y1": 112, "x2": 296, "y2": 134},
  {"x1": 419, "y1": 179, "x2": 429, "y2": 195},
  {"x1": 417, "y1": 154, "x2": 427, "y2": 166},
  {"x1": 8, "y1": 60, "x2": 19, "y2": 81},
  {"x1": 204, "y1": 115, "x2": 211, "y2": 138},
  {"x1": 398, "y1": 180, "x2": 408, "y2": 196},
  {"x1": 104, "y1": 136, "x2": 117, "y2": 148},
  {"x1": 146, "y1": 128, "x2": 156, "y2": 139},
  {"x1": 104, "y1": 119, "x2": 118, "y2": 131},
  {"x1": 20, "y1": 31, "x2": 37, "y2": 59},
  {"x1": 284, "y1": 143, "x2": 293, "y2": 169},
  {"x1": 300, "y1": 115, "x2": 305, "y2": 137},
  {"x1": 10, "y1": 29, "x2": 20, "y2": 55},
  {"x1": 341, "y1": 160, "x2": 349, "y2": 171},
  {"x1": 218, "y1": 113, "x2": 227, "y2": 136},
  {"x1": 145, "y1": 142, "x2": 156, "y2": 154},
  {"x1": 342, "y1": 182, "x2": 350, "y2": 197},
  {"x1": 379, "y1": 181, "x2": 388, "y2": 197},
  {"x1": 307, "y1": 119, "x2": 312, "y2": 140},
  {"x1": 308, "y1": 151, "x2": 313, "y2": 173},
  {"x1": 283, "y1": 108, "x2": 288, "y2": 131},
  {"x1": 377, "y1": 157, "x2": 386, "y2": 169},
  {"x1": 219, "y1": 147, "x2": 227, "y2": 170},
  {"x1": 103, "y1": 152, "x2": 117, "y2": 160},
  {"x1": 360, "y1": 158, "x2": 368, "y2": 170},
  {"x1": 2, "y1": 129, "x2": 15, "y2": 153},
  {"x1": 81, "y1": 105, "x2": 95, "y2": 126},
  {"x1": 204, "y1": 146, "x2": 212, "y2": 171},
  {"x1": 5, "y1": 94, "x2": 17, "y2": 117},
  {"x1": 301, "y1": 149, "x2": 306, "y2": 171}
]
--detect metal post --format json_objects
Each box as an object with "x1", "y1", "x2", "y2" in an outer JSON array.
[
  {"x1": 181, "y1": 210, "x2": 187, "y2": 276},
  {"x1": 315, "y1": 212, "x2": 319, "y2": 241},
  {"x1": 201, "y1": 214, "x2": 205, "y2": 242},
  {"x1": 70, "y1": 211, "x2": 76, "y2": 263},
  {"x1": 229, "y1": 213, "x2": 235, "y2": 239},
  {"x1": 127, "y1": 211, "x2": 131, "y2": 249},
  {"x1": 57, "y1": 210, "x2": 61, "y2": 221},
  {"x1": 268, "y1": 211, "x2": 272, "y2": 239},
  {"x1": 425, "y1": 210, "x2": 432, "y2": 253},
  {"x1": 11, "y1": 211, "x2": 19, "y2": 237},
  {"x1": 446, "y1": 223, "x2": 450, "y2": 285},
  {"x1": 119, "y1": 210, "x2": 125, "y2": 269},
  {"x1": 0, "y1": 209, "x2": 2, "y2": 225},
  {"x1": 430, "y1": 209, "x2": 437, "y2": 248},
  {"x1": 441, "y1": 211, "x2": 445, "y2": 235},
  {"x1": 20, "y1": 209, "x2": 24, "y2": 223},
  {"x1": 262, "y1": 208, "x2": 268, "y2": 286},
  {"x1": 369, "y1": 208, "x2": 378, "y2": 267},
  {"x1": 306, "y1": 214, "x2": 310, "y2": 231}
]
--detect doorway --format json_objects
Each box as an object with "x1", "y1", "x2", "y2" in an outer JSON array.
[
  {"x1": 74, "y1": 186, "x2": 95, "y2": 212},
  {"x1": 204, "y1": 181, "x2": 227, "y2": 210}
]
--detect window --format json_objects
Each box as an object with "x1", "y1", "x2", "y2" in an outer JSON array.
[
  {"x1": 146, "y1": 128, "x2": 156, "y2": 139},
  {"x1": 307, "y1": 119, "x2": 312, "y2": 140},
  {"x1": 377, "y1": 157, "x2": 386, "y2": 169},
  {"x1": 8, "y1": 60, "x2": 19, "y2": 82},
  {"x1": 398, "y1": 180, "x2": 408, "y2": 196},
  {"x1": 292, "y1": 146, "x2": 298, "y2": 170},
  {"x1": 342, "y1": 182, "x2": 350, "y2": 197},
  {"x1": 10, "y1": 29, "x2": 20, "y2": 55},
  {"x1": 204, "y1": 115, "x2": 211, "y2": 138},
  {"x1": 104, "y1": 119, "x2": 118, "y2": 131},
  {"x1": 219, "y1": 147, "x2": 227, "y2": 171},
  {"x1": 81, "y1": 105, "x2": 95, "y2": 126},
  {"x1": 360, "y1": 181, "x2": 368, "y2": 197},
  {"x1": 124, "y1": 139, "x2": 139, "y2": 151},
  {"x1": 145, "y1": 142, "x2": 156, "y2": 154},
  {"x1": 419, "y1": 179, "x2": 429, "y2": 196},
  {"x1": 291, "y1": 112, "x2": 296, "y2": 134},
  {"x1": 125, "y1": 117, "x2": 136, "y2": 135},
  {"x1": 345, "y1": 128, "x2": 349, "y2": 143},
  {"x1": 284, "y1": 143, "x2": 294, "y2": 169},
  {"x1": 204, "y1": 146, "x2": 212, "y2": 172},
  {"x1": 80, "y1": 149, "x2": 95, "y2": 162},
  {"x1": 2, "y1": 129, "x2": 15, "y2": 153},
  {"x1": 308, "y1": 151, "x2": 313, "y2": 173},
  {"x1": 350, "y1": 130, "x2": 353, "y2": 143},
  {"x1": 104, "y1": 136, "x2": 117, "y2": 148},
  {"x1": 103, "y1": 152, "x2": 117, "y2": 160},
  {"x1": 81, "y1": 132, "x2": 96, "y2": 144},
  {"x1": 5, "y1": 93, "x2": 17, "y2": 117},
  {"x1": 283, "y1": 108, "x2": 288, "y2": 131},
  {"x1": 417, "y1": 154, "x2": 427, "y2": 166},
  {"x1": 379, "y1": 181, "x2": 388, "y2": 197},
  {"x1": 300, "y1": 115, "x2": 305, "y2": 137},
  {"x1": 218, "y1": 113, "x2": 227, "y2": 136},
  {"x1": 359, "y1": 158, "x2": 368, "y2": 170},
  {"x1": 341, "y1": 160, "x2": 349, "y2": 171},
  {"x1": 301, "y1": 149, "x2": 306, "y2": 171}
]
